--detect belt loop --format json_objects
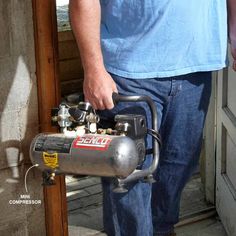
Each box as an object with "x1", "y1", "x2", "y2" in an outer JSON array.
[{"x1": 169, "y1": 79, "x2": 182, "y2": 96}]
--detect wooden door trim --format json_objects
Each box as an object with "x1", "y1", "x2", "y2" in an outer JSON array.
[{"x1": 32, "y1": 0, "x2": 68, "y2": 235}]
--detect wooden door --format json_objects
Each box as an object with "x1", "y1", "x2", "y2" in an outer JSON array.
[{"x1": 216, "y1": 49, "x2": 236, "y2": 236}]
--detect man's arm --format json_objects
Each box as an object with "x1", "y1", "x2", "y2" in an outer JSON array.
[
  {"x1": 227, "y1": 0, "x2": 236, "y2": 71},
  {"x1": 69, "y1": 0, "x2": 117, "y2": 110}
]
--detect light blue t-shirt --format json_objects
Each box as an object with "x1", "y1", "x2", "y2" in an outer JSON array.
[{"x1": 100, "y1": 0, "x2": 228, "y2": 78}]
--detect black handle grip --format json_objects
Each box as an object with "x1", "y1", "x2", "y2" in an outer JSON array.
[{"x1": 112, "y1": 92, "x2": 120, "y2": 105}]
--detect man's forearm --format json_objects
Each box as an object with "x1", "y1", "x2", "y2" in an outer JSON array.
[
  {"x1": 69, "y1": 0, "x2": 117, "y2": 110},
  {"x1": 69, "y1": 0, "x2": 104, "y2": 73},
  {"x1": 228, "y1": 0, "x2": 236, "y2": 46}
]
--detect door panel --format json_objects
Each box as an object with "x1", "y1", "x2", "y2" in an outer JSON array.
[
  {"x1": 216, "y1": 49, "x2": 236, "y2": 236},
  {"x1": 226, "y1": 131, "x2": 236, "y2": 190}
]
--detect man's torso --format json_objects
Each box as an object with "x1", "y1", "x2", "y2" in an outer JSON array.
[{"x1": 100, "y1": 0, "x2": 228, "y2": 78}]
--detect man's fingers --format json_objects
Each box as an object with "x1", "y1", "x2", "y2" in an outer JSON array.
[
  {"x1": 104, "y1": 97, "x2": 115, "y2": 110},
  {"x1": 230, "y1": 45, "x2": 236, "y2": 71},
  {"x1": 233, "y1": 60, "x2": 236, "y2": 71},
  {"x1": 97, "y1": 100, "x2": 106, "y2": 110},
  {"x1": 84, "y1": 93, "x2": 109, "y2": 110},
  {"x1": 87, "y1": 98, "x2": 105, "y2": 110},
  {"x1": 83, "y1": 71, "x2": 118, "y2": 110}
]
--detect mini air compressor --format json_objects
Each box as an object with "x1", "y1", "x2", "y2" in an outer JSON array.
[{"x1": 30, "y1": 93, "x2": 160, "y2": 192}]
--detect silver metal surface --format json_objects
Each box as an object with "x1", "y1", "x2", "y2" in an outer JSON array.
[
  {"x1": 58, "y1": 105, "x2": 72, "y2": 127},
  {"x1": 30, "y1": 133, "x2": 139, "y2": 178}
]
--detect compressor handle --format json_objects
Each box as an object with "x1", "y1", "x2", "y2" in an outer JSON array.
[
  {"x1": 112, "y1": 92, "x2": 158, "y2": 134},
  {"x1": 112, "y1": 93, "x2": 159, "y2": 186}
]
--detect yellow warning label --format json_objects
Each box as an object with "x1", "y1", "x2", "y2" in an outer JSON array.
[{"x1": 43, "y1": 152, "x2": 59, "y2": 169}]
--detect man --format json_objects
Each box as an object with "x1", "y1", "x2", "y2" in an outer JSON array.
[{"x1": 69, "y1": 1, "x2": 236, "y2": 236}]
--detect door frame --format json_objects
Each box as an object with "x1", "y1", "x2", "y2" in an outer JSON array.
[
  {"x1": 31, "y1": 0, "x2": 217, "y2": 234},
  {"x1": 215, "y1": 54, "x2": 236, "y2": 236},
  {"x1": 204, "y1": 73, "x2": 217, "y2": 204},
  {"x1": 32, "y1": 0, "x2": 68, "y2": 235}
]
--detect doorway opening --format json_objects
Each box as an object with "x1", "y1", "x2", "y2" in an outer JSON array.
[{"x1": 54, "y1": 1, "x2": 225, "y2": 235}]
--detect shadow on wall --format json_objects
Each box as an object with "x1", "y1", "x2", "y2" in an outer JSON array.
[
  {"x1": 0, "y1": 54, "x2": 38, "y2": 187},
  {"x1": 0, "y1": 0, "x2": 38, "y2": 208},
  {"x1": 0, "y1": 1, "x2": 47, "y2": 235}
]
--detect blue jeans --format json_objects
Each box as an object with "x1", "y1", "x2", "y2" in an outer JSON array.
[{"x1": 99, "y1": 72, "x2": 212, "y2": 236}]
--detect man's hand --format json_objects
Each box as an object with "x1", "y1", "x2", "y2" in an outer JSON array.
[
  {"x1": 227, "y1": 0, "x2": 236, "y2": 71},
  {"x1": 83, "y1": 68, "x2": 118, "y2": 110},
  {"x1": 231, "y1": 42, "x2": 236, "y2": 71}
]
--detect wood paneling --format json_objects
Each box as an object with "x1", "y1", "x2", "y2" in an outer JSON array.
[
  {"x1": 59, "y1": 59, "x2": 83, "y2": 81},
  {"x1": 58, "y1": 30, "x2": 84, "y2": 96}
]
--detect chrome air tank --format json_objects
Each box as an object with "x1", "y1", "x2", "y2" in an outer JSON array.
[{"x1": 30, "y1": 133, "x2": 139, "y2": 178}]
